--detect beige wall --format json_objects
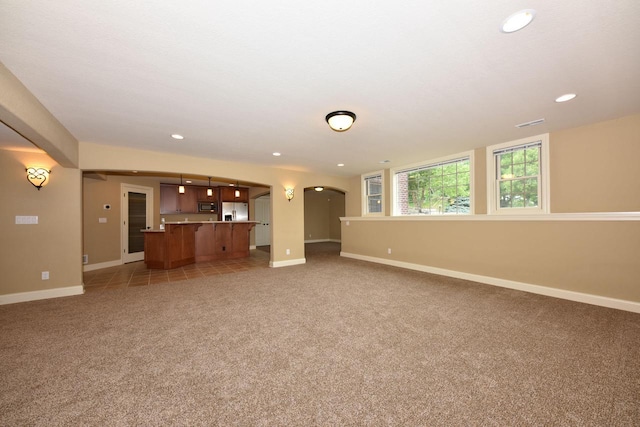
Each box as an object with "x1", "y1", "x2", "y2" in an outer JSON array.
[
  {"x1": 304, "y1": 189, "x2": 345, "y2": 241},
  {"x1": 83, "y1": 175, "x2": 161, "y2": 266},
  {"x1": 341, "y1": 114, "x2": 640, "y2": 304},
  {"x1": 550, "y1": 114, "x2": 640, "y2": 213},
  {"x1": 0, "y1": 149, "x2": 82, "y2": 295}
]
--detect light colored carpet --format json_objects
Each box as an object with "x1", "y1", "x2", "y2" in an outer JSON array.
[{"x1": 1, "y1": 243, "x2": 639, "y2": 425}]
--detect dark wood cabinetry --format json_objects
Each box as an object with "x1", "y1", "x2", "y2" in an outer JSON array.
[
  {"x1": 144, "y1": 222, "x2": 256, "y2": 269},
  {"x1": 219, "y1": 186, "x2": 249, "y2": 202},
  {"x1": 160, "y1": 184, "x2": 198, "y2": 214}
]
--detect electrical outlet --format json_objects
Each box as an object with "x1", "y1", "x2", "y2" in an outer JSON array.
[
  {"x1": 83, "y1": 254, "x2": 88, "y2": 264},
  {"x1": 41, "y1": 271, "x2": 49, "y2": 280},
  {"x1": 388, "y1": 248, "x2": 392, "y2": 254},
  {"x1": 286, "y1": 249, "x2": 290, "y2": 255}
]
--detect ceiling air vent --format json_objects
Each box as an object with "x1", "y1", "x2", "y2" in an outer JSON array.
[{"x1": 515, "y1": 118, "x2": 545, "y2": 128}]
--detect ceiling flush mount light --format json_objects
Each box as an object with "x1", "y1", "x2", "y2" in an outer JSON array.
[
  {"x1": 337, "y1": 163, "x2": 344, "y2": 167},
  {"x1": 207, "y1": 177, "x2": 213, "y2": 197},
  {"x1": 314, "y1": 186, "x2": 324, "y2": 192},
  {"x1": 171, "y1": 134, "x2": 184, "y2": 140},
  {"x1": 555, "y1": 93, "x2": 577, "y2": 103},
  {"x1": 501, "y1": 9, "x2": 536, "y2": 33},
  {"x1": 285, "y1": 188, "x2": 294, "y2": 202},
  {"x1": 178, "y1": 174, "x2": 185, "y2": 194},
  {"x1": 272, "y1": 152, "x2": 281, "y2": 157},
  {"x1": 326, "y1": 111, "x2": 356, "y2": 132},
  {"x1": 26, "y1": 167, "x2": 51, "y2": 190}
]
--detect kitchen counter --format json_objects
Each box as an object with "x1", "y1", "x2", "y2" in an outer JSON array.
[{"x1": 142, "y1": 221, "x2": 258, "y2": 269}]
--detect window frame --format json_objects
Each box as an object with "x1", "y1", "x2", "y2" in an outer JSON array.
[
  {"x1": 391, "y1": 150, "x2": 474, "y2": 216},
  {"x1": 362, "y1": 171, "x2": 384, "y2": 216},
  {"x1": 486, "y1": 133, "x2": 550, "y2": 215}
]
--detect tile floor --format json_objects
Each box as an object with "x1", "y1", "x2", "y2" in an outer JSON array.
[{"x1": 83, "y1": 248, "x2": 270, "y2": 292}]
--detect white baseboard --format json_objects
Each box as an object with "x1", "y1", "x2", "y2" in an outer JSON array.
[
  {"x1": 250, "y1": 245, "x2": 257, "y2": 250},
  {"x1": 304, "y1": 239, "x2": 342, "y2": 243},
  {"x1": 83, "y1": 259, "x2": 122, "y2": 272},
  {"x1": 0, "y1": 285, "x2": 85, "y2": 305},
  {"x1": 270, "y1": 258, "x2": 306, "y2": 268},
  {"x1": 340, "y1": 252, "x2": 640, "y2": 314}
]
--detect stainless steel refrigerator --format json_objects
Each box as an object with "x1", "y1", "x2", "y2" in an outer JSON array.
[{"x1": 222, "y1": 202, "x2": 248, "y2": 221}]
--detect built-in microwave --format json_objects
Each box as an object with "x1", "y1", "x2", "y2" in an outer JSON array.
[{"x1": 198, "y1": 201, "x2": 218, "y2": 213}]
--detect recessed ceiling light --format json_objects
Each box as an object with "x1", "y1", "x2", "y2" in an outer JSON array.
[
  {"x1": 272, "y1": 152, "x2": 281, "y2": 156},
  {"x1": 337, "y1": 163, "x2": 344, "y2": 167},
  {"x1": 501, "y1": 9, "x2": 536, "y2": 33},
  {"x1": 171, "y1": 134, "x2": 184, "y2": 140},
  {"x1": 555, "y1": 93, "x2": 577, "y2": 103},
  {"x1": 379, "y1": 160, "x2": 390, "y2": 164},
  {"x1": 185, "y1": 180, "x2": 192, "y2": 184}
]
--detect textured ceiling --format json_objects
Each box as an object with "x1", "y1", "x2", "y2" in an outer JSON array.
[{"x1": 1, "y1": 0, "x2": 639, "y2": 176}]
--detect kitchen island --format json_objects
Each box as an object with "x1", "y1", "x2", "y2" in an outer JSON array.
[{"x1": 142, "y1": 221, "x2": 258, "y2": 270}]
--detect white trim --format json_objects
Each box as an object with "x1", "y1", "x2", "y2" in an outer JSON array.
[
  {"x1": 340, "y1": 252, "x2": 640, "y2": 313},
  {"x1": 340, "y1": 212, "x2": 640, "y2": 222},
  {"x1": 486, "y1": 133, "x2": 550, "y2": 215},
  {"x1": 391, "y1": 150, "x2": 475, "y2": 216},
  {"x1": 0, "y1": 285, "x2": 84, "y2": 305},
  {"x1": 304, "y1": 238, "x2": 342, "y2": 244},
  {"x1": 83, "y1": 259, "x2": 123, "y2": 272},
  {"x1": 250, "y1": 245, "x2": 257, "y2": 250},
  {"x1": 269, "y1": 258, "x2": 306, "y2": 268}
]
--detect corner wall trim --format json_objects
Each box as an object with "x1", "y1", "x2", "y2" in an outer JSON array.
[
  {"x1": 270, "y1": 258, "x2": 306, "y2": 268},
  {"x1": 0, "y1": 285, "x2": 85, "y2": 306},
  {"x1": 340, "y1": 252, "x2": 640, "y2": 314},
  {"x1": 83, "y1": 260, "x2": 122, "y2": 272}
]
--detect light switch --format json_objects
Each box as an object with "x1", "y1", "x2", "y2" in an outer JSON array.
[
  {"x1": 15, "y1": 216, "x2": 38, "y2": 224},
  {"x1": 99, "y1": 218, "x2": 107, "y2": 223}
]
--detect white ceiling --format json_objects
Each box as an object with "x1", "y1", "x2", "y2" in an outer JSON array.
[{"x1": 1, "y1": 1, "x2": 639, "y2": 176}]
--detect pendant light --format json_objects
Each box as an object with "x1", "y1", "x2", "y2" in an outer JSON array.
[
  {"x1": 178, "y1": 175, "x2": 185, "y2": 194},
  {"x1": 207, "y1": 177, "x2": 213, "y2": 197}
]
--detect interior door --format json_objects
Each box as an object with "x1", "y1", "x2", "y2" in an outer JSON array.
[
  {"x1": 122, "y1": 184, "x2": 154, "y2": 263},
  {"x1": 255, "y1": 196, "x2": 271, "y2": 246}
]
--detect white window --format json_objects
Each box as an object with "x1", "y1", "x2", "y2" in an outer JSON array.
[
  {"x1": 362, "y1": 172, "x2": 383, "y2": 215},
  {"x1": 486, "y1": 134, "x2": 550, "y2": 215},
  {"x1": 393, "y1": 152, "x2": 473, "y2": 215}
]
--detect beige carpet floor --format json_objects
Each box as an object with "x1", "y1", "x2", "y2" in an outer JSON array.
[{"x1": 1, "y1": 243, "x2": 639, "y2": 426}]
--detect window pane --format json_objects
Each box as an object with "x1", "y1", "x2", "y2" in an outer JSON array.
[
  {"x1": 513, "y1": 163, "x2": 525, "y2": 177},
  {"x1": 512, "y1": 195, "x2": 525, "y2": 208},
  {"x1": 500, "y1": 164, "x2": 512, "y2": 178},
  {"x1": 512, "y1": 149, "x2": 525, "y2": 164},
  {"x1": 525, "y1": 147, "x2": 539, "y2": 162},
  {"x1": 368, "y1": 195, "x2": 382, "y2": 213},
  {"x1": 512, "y1": 179, "x2": 524, "y2": 193},
  {"x1": 525, "y1": 160, "x2": 539, "y2": 176},
  {"x1": 395, "y1": 156, "x2": 471, "y2": 215},
  {"x1": 500, "y1": 153, "x2": 512, "y2": 167},
  {"x1": 499, "y1": 181, "x2": 511, "y2": 207}
]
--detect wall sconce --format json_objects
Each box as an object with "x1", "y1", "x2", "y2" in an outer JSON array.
[
  {"x1": 207, "y1": 177, "x2": 213, "y2": 197},
  {"x1": 26, "y1": 167, "x2": 51, "y2": 190},
  {"x1": 285, "y1": 188, "x2": 294, "y2": 202},
  {"x1": 178, "y1": 174, "x2": 185, "y2": 194}
]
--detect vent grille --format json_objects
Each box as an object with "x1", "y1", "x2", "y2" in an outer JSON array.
[{"x1": 515, "y1": 118, "x2": 545, "y2": 128}]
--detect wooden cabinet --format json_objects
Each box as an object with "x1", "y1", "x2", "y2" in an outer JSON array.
[
  {"x1": 195, "y1": 186, "x2": 218, "y2": 202},
  {"x1": 219, "y1": 186, "x2": 249, "y2": 202},
  {"x1": 160, "y1": 184, "x2": 198, "y2": 214},
  {"x1": 146, "y1": 222, "x2": 257, "y2": 268}
]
